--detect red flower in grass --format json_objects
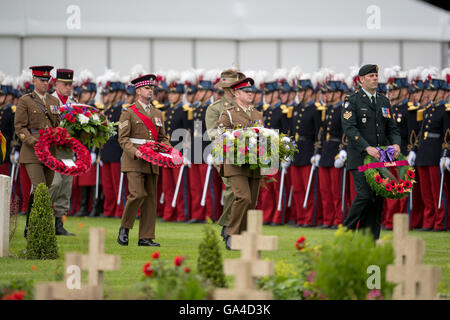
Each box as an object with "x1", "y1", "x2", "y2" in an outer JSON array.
[
  {"x1": 385, "y1": 184, "x2": 393, "y2": 192},
  {"x1": 396, "y1": 185, "x2": 404, "y2": 193},
  {"x1": 142, "y1": 262, "x2": 154, "y2": 277},
  {"x1": 184, "y1": 267, "x2": 191, "y2": 273},
  {"x1": 375, "y1": 174, "x2": 383, "y2": 184},
  {"x1": 407, "y1": 169, "x2": 415, "y2": 179},
  {"x1": 174, "y1": 256, "x2": 184, "y2": 267},
  {"x1": 403, "y1": 180, "x2": 412, "y2": 188},
  {"x1": 2, "y1": 290, "x2": 26, "y2": 300},
  {"x1": 151, "y1": 251, "x2": 160, "y2": 259},
  {"x1": 295, "y1": 236, "x2": 306, "y2": 251}
]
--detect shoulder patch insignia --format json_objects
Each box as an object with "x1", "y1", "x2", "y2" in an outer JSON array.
[
  {"x1": 343, "y1": 111, "x2": 352, "y2": 120},
  {"x1": 119, "y1": 120, "x2": 129, "y2": 130}
]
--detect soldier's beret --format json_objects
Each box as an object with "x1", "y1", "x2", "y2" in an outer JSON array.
[{"x1": 358, "y1": 64, "x2": 378, "y2": 77}]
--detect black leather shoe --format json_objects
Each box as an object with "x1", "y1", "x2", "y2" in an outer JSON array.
[
  {"x1": 418, "y1": 227, "x2": 432, "y2": 232},
  {"x1": 138, "y1": 239, "x2": 160, "y2": 247},
  {"x1": 320, "y1": 224, "x2": 330, "y2": 229},
  {"x1": 117, "y1": 227, "x2": 129, "y2": 246},
  {"x1": 220, "y1": 226, "x2": 227, "y2": 241},
  {"x1": 330, "y1": 225, "x2": 338, "y2": 229},
  {"x1": 432, "y1": 228, "x2": 444, "y2": 232},
  {"x1": 225, "y1": 236, "x2": 231, "y2": 250},
  {"x1": 55, "y1": 217, "x2": 75, "y2": 236},
  {"x1": 263, "y1": 222, "x2": 270, "y2": 225},
  {"x1": 187, "y1": 219, "x2": 205, "y2": 224},
  {"x1": 287, "y1": 220, "x2": 297, "y2": 225},
  {"x1": 270, "y1": 223, "x2": 282, "y2": 226}
]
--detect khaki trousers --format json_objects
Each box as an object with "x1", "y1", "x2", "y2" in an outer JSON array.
[
  {"x1": 121, "y1": 171, "x2": 158, "y2": 239},
  {"x1": 25, "y1": 163, "x2": 54, "y2": 191},
  {"x1": 215, "y1": 166, "x2": 234, "y2": 227},
  {"x1": 49, "y1": 149, "x2": 74, "y2": 217},
  {"x1": 226, "y1": 175, "x2": 260, "y2": 236}
]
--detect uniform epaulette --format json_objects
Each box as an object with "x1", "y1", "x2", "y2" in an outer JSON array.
[
  {"x1": 283, "y1": 106, "x2": 293, "y2": 118},
  {"x1": 182, "y1": 105, "x2": 194, "y2": 120},
  {"x1": 224, "y1": 105, "x2": 234, "y2": 111},
  {"x1": 154, "y1": 103, "x2": 164, "y2": 109},
  {"x1": 94, "y1": 102, "x2": 105, "y2": 110},
  {"x1": 11, "y1": 105, "x2": 16, "y2": 113},
  {"x1": 162, "y1": 111, "x2": 166, "y2": 122},
  {"x1": 262, "y1": 104, "x2": 269, "y2": 111},
  {"x1": 182, "y1": 105, "x2": 191, "y2": 112},
  {"x1": 445, "y1": 103, "x2": 450, "y2": 111},
  {"x1": 152, "y1": 99, "x2": 160, "y2": 106},
  {"x1": 416, "y1": 109, "x2": 425, "y2": 122},
  {"x1": 280, "y1": 104, "x2": 287, "y2": 110}
]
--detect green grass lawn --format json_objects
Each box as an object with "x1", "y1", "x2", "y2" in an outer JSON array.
[{"x1": 2, "y1": 215, "x2": 450, "y2": 299}]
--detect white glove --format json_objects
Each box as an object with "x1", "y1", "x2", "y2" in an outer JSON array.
[
  {"x1": 338, "y1": 150, "x2": 347, "y2": 162},
  {"x1": 407, "y1": 151, "x2": 416, "y2": 166},
  {"x1": 334, "y1": 158, "x2": 344, "y2": 168},
  {"x1": 281, "y1": 159, "x2": 291, "y2": 170},
  {"x1": 183, "y1": 157, "x2": 191, "y2": 168},
  {"x1": 99, "y1": 160, "x2": 103, "y2": 167},
  {"x1": 310, "y1": 154, "x2": 321, "y2": 167},
  {"x1": 206, "y1": 154, "x2": 213, "y2": 166},
  {"x1": 440, "y1": 157, "x2": 446, "y2": 174},
  {"x1": 446, "y1": 157, "x2": 450, "y2": 172},
  {"x1": 91, "y1": 153, "x2": 97, "y2": 164},
  {"x1": 11, "y1": 151, "x2": 19, "y2": 164}
]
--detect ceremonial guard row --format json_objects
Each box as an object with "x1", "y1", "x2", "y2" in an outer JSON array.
[{"x1": 0, "y1": 64, "x2": 449, "y2": 243}]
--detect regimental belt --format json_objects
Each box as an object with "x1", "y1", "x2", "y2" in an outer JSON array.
[{"x1": 423, "y1": 132, "x2": 440, "y2": 140}]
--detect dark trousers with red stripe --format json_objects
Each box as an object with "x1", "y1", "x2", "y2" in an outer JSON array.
[
  {"x1": 318, "y1": 167, "x2": 343, "y2": 226},
  {"x1": 417, "y1": 166, "x2": 448, "y2": 230},
  {"x1": 162, "y1": 166, "x2": 190, "y2": 222},
  {"x1": 101, "y1": 162, "x2": 124, "y2": 217},
  {"x1": 290, "y1": 165, "x2": 322, "y2": 226},
  {"x1": 344, "y1": 170, "x2": 357, "y2": 221},
  {"x1": 189, "y1": 164, "x2": 215, "y2": 221}
]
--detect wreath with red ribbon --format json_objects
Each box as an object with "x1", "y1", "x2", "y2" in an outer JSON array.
[
  {"x1": 360, "y1": 146, "x2": 416, "y2": 199},
  {"x1": 34, "y1": 127, "x2": 91, "y2": 176},
  {"x1": 138, "y1": 141, "x2": 183, "y2": 168}
]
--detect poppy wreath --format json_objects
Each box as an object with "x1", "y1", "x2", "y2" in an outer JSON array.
[
  {"x1": 34, "y1": 127, "x2": 91, "y2": 176},
  {"x1": 361, "y1": 146, "x2": 416, "y2": 199},
  {"x1": 138, "y1": 141, "x2": 184, "y2": 168}
]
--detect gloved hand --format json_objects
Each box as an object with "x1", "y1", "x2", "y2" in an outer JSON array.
[
  {"x1": 10, "y1": 151, "x2": 19, "y2": 164},
  {"x1": 91, "y1": 153, "x2": 97, "y2": 164},
  {"x1": 99, "y1": 160, "x2": 103, "y2": 167},
  {"x1": 206, "y1": 154, "x2": 214, "y2": 166},
  {"x1": 310, "y1": 154, "x2": 321, "y2": 167},
  {"x1": 407, "y1": 151, "x2": 416, "y2": 166},
  {"x1": 334, "y1": 158, "x2": 344, "y2": 168},
  {"x1": 281, "y1": 159, "x2": 291, "y2": 170},
  {"x1": 338, "y1": 150, "x2": 347, "y2": 162},
  {"x1": 446, "y1": 157, "x2": 450, "y2": 172},
  {"x1": 440, "y1": 157, "x2": 446, "y2": 174}
]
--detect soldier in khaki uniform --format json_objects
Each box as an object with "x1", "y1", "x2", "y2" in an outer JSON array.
[
  {"x1": 117, "y1": 74, "x2": 170, "y2": 247},
  {"x1": 49, "y1": 69, "x2": 76, "y2": 236},
  {"x1": 216, "y1": 77, "x2": 264, "y2": 250},
  {"x1": 205, "y1": 69, "x2": 245, "y2": 240},
  {"x1": 15, "y1": 65, "x2": 61, "y2": 237}
]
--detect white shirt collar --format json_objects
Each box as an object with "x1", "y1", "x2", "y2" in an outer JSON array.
[
  {"x1": 138, "y1": 100, "x2": 151, "y2": 110},
  {"x1": 34, "y1": 91, "x2": 46, "y2": 102}
]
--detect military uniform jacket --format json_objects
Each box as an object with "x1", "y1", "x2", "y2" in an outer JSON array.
[
  {"x1": 341, "y1": 90, "x2": 401, "y2": 170},
  {"x1": 100, "y1": 102, "x2": 124, "y2": 163},
  {"x1": 443, "y1": 102, "x2": 450, "y2": 157},
  {"x1": 164, "y1": 102, "x2": 190, "y2": 155},
  {"x1": 414, "y1": 100, "x2": 447, "y2": 166},
  {"x1": 0, "y1": 102, "x2": 15, "y2": 164},
  {"x1": 217, "y1": 105, "x2": 263, "y2": 178},
  {"x1": 317, "y1": 101, "x2": 344, "y2": 167},
  {"x1": 205, "y1": 96, "x2": 236, "y2": 143},
  {"x1": 290, "y1": 100, "x2": 323, "y2": 166},
  {"x1": 406, "y1": 101, "x2": 422, "y2": 153},
  {"x1": 392, "y1": 99, "x2": 409, "y2": 155},
  {"x1": 14, "y1": 92, "x2": 60, "y2": 164},
  {"x1": 191, "y1": 101, "x2": 211, "y2": 163},
  {"x1": 118, "y1": 102, "x2": 170, "y2": 174},
  {"x1": 263, "y1": 102, "x2": 289, "y2": 135}
]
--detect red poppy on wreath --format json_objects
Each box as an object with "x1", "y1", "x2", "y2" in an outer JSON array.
[
  {"x1": 407, "y1": 170, "x2": 415, "y2": 179},
  {"x1": 385, "y1": 184, "x2": 393, "y2": 192},
  {"x1": 138, "y1": 142, "x2": 183, "y2": 168},
  {"x1": 403, "y1": 180, "x2": 412, "y2": 188},
  {"x1": 34, "y1": 127, "x2": 91, "y2": 176},
  {"x1": 396, "y1": 185, "x2": 404, "y2": 193},
  {"x1": 374, "y1": 174, "x2": 383, "y2": 184},
  {"x1": 389, "y1": 180, "x2": 396, "y2": 188}
]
